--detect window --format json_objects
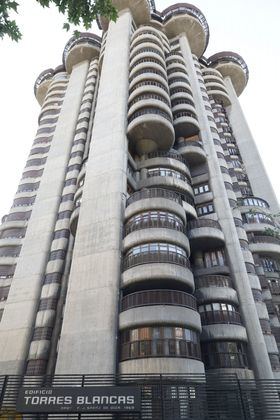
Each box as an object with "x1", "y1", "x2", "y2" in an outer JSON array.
[
  {"x1": 242, "y1": 212, "x2": 274, "y2": 226},
  {"x1": 203, "y1": 249, "x2": 226, "y2": 268},
  {"x1": 260, "y1": 257, "x2": 280, "y2": 273},
  {"x1": 197, "y1": 202, "x2": 214, "y2": 215},
  {"x1": 147, "y1": 167, "x2": 190, "y2": 183},
  {"x1": 201, "y1": 341, "x2": 249, "y2": 369},
  {"x1": 126, "y1": 243, "x2": 187, "y2": 258},
  {"x1": 125, "y1": 211, "x2": 184, "y2": 234},
  {"x1": 120, "y1": 326, "x2": 200, "y2": 361},
  {"x1": 194, "y1": 183, "x2": 210, "y2": 195},
  {"x1": 231, "y1": 159, "x2": 242, "y2": 168},
  {"x1": 242, "y1": 197, "x2": 269, "y2": 208}
]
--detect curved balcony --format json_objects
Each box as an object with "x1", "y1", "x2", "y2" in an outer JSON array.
[
  {"x1": 207, "y1": 51, "x2": 249, "y2": 96},
  {"x1": 137, "y1": 156, "x2": 189, "y2": 180},
  {"x1": 139, "y1": 168, "x2": 193, "y2": 197},
  {"x1": 173, "y1": 109, "x2": 200, "y2": 137},
  {"x1": 123, "y1": 228, "x2": 190, "y2": 257},
  {"x1": 63, "y1": 33, "x2": 101, "y2": 73},
  {"x1": 131, "y1": 33, "x2": 163, "y2": 52},
  {"x1": 200, "y1": 324, "x2": 247, "y2": 342},
  {"x1": 188, "y1": 219, "x2": 224, "y2": 250},
  {"x1": 249, "y1": 236, "x2": 280, "y2": 257},
  {"x1": 119, "y1": 325, "x2": 201, "y2": 364},
  {"x1": 127, "y1": 107, "x2": 175, "y2": 154},
  {"x1": 194, "y1": 264, "x2": 230, "y2": 277},
  {"x1": 200, "y1": 310, "x2": 241, "y2": 326},
  {"x1": 99, "y1": 0, "x2": 150, "y2": 31},
  {"x1": 195, "y1": 276, "x2": 238, "y2": 305},
  {"x1": 128, "y1": 96, "x2": 172, "y2": 122},
  {"x1": 176, "y1": 139, "x2": 206, "y2": 165},
  {"x1": 124, "y1": 211, "x2": 185, "y2": 236},
  {"x1": 144, "y1": 150, "x2": 186, "y2": 163},
  {"x1": 119, "y1": 357, "x2": 204, "y2": 374},
  {"x1": 205, "y1": 83, "x2": 231, "y2": 106},
  {"x1": 125, "y1": 188, "x2": 186, "y2": 224},
  {"x1": 201, "y1": 341, "x2": 250, "y2": 370},
  {"x1": 34, "y1": 68, "x2": 54, "y2": 106},
  {"x1": 121, "y1": 289, "x2": 197, "y2": 311},
  {"x1": 120, "y1": 292, "x2": 200, "y2": 332},
  {"x1": 162, "y1": 4, "x2": 209, "y2": 57},
  {"x1": 122, "y1": 254, "x2": 194, "y2": 291},
  {"x1": 123, "y1": 248, "x2": 190, "y2": 271}
]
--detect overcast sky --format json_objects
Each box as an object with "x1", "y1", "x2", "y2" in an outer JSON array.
[{"x1": 0, "y1": 0, "x2": 279, "y2": 219}]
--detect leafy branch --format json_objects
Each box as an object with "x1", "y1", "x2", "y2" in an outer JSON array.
[{"x1": 0, "y1": 0, "x2": 117, "y2": 41}]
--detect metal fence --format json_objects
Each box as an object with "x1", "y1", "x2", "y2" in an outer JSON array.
[{"x1": 1, "y1": 373, "x2": 280, "y2": 419}]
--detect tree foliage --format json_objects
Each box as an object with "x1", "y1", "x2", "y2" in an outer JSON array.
[{"x1": 0, "y1": 0, "x2": 117, "y2": 42}]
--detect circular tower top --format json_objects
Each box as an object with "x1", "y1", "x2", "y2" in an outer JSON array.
[
  {"x1": 162, "y1": 3, "x2": 209, "y2": 57},
  {"x1": 207, "y1": 51, "x2": 249, "y2": 96},
  {"x1": 63, "y1": 32, "x2": 101, "y2": 73},
  {"x1": 34, "y1": 68, "x2": 54, "y2": 105},
  {"x1": 99, "y1": 0, "x2": 151, "y2": 31}
]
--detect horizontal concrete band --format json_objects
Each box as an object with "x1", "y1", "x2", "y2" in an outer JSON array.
[
  {"x1": 119, "y1": 305, "x2": 201, "y2": 332},
  {"x1": 122, "y1": 262, "x2": 194, "y2": 291},
  {"x1": 119, "y1": 357, "x2": 205, "y2": 375},
  {"x1": 200, "y1": 324, "x2": 247, "y2": 342}
]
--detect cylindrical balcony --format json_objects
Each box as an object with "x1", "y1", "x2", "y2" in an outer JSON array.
[
  {"x1": 188, "y1": 219, "x2": 225, "y2": 250},
  {"x1": 119, "y1": 324, "x2": 203, "y2": 374},
  {"x1": 207, "y1": 51, "x2": 249, "y2": 96},
  {"x1": 201, "y1": 341, "x2": 250, "y2": 370},
  {"x1": 139, "y1": 167, "x2": 194, "y2": 198},
  {"x1": 122, "y1": 244, "x2": 194, "y2": 292},
  {"x1": 125, "y1": 188, "x2": 186, "y2": 223},
  {"x1": 249, "y1": 235, "x2": 280, "y2": 257},
  {"x1": 98, "y1": 0, "x2": 151, "y2": 31},
  {"x1": 195, "y1": 275, "x2": 238, "y2": 305},
  {"x1": 34, "y1": 68, "x2": 54, "y2": 106},
  {"x1": 176, "y1": 137, "x2": 206, "y2": 164},
  {"x1": 162, "y1": 4, "x2": 209, "y2": 57},
  {"x1": 63, "y1": 33, "x2": 101, "y2": 73},
  {"x1": 120, "y1": 290, "x2": 200, "y2": 332},
  {"x1": 128, "y1": 27, "x2": 175, "y2": 154}
]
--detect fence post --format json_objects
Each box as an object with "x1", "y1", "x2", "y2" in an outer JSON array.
[
  {"x1": 237, "y1": 376, "x2": 247, "y2": 420},
  {"x1": 160, "y1": 374, "x2": 165, "y2": 420},
  {"x1": 0, "y1": 376, "x2": 8, "y2": 412}
]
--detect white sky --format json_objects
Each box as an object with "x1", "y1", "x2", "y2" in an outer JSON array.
[{"x1": 0, "y1": 0, "x2": 279, "y2": 219}]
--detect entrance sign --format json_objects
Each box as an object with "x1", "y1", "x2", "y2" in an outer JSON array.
[{"x1": 16, "y1": 386, "x2": 141, "y2": 413}]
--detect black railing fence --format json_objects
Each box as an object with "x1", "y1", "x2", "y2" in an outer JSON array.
[{"x1": 1, "y1": 373, "x2": 280, "y2": 419}]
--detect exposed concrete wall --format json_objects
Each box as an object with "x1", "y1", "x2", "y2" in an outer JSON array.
[
  {"x1": 0, "y1": 61, "x2": 89, "y2": 374},
  {"x1": 179, "y1": 33, "x2": 274, "y2": 379},
  {"x1": 55, "y1": 10, "x2": 132, "y2": 374},
  {"x1": 225, "y1": 77, "x2": 279, "y2": 213}
]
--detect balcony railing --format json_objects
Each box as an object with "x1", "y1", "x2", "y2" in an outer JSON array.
[
  {"x1": 146, "y1": 150, "x2": 186, "y2": 163},
  {"x1": 177, "y1": 140, "x2": 204, "y2": 149},
  {"x1": 249, "y1": 236, "x2": 280, "y2": 245},
  {"x1": 200, "y1": 310, "x2": 241, "y2": 326},
  {"x1": 124, "y1": 215, "x2": 185, "y2": 236},
  {"x1": 188, "y1": 219, "x2": 221, "y2": 230},
  {"x1": 126, "y1": 188, "x2": 182, "y2": 206},
  {"x1": 195, "y1": 275, "x2": 232, "y2": 289},
  {"x1": 121, "y1": 289, "x2": 197, "y2": 312},
  {"x1": 123, "y1": 250, "x2": 191, "y2": 271}
]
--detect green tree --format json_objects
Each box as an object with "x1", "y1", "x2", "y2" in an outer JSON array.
[{"x1": 0, "y1": 0, "x2": 117, "y2": 42}]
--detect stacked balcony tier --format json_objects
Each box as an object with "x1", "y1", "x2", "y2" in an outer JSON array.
[
  {"x1": 167, "y1": 52, "x2": 200, "y2": 137},
  {"x1": 127, "y1": 26, "x2": 175, "y2": 154}
]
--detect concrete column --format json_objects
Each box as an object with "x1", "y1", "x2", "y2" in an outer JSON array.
[
  {"x1": 179, "y1": 34, "x2": 274, "y2": 379},
  {"x1": 55, "y1": 10, "x2": 131, "y2": 374},
  {"x1": 225, "y1": 77, "x2": 279, "y2": 213},
  {"x1": 0, "y1": 60, "x2": 89, "y2": 374}
]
